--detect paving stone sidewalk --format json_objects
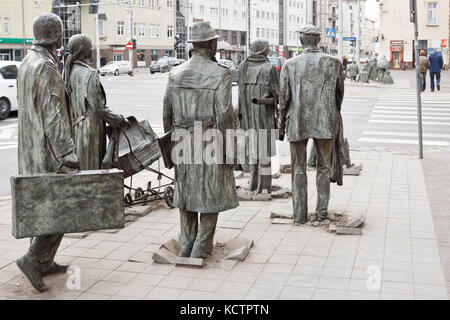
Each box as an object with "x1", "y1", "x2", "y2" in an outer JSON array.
[{"x1": 0, "y1": 149, "x2": 448, "y2": 300}]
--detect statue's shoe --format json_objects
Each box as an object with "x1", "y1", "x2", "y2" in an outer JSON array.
[
  {"x1": 316, "y1": 213, "x2": 328, "y2": 222},
  {"x1": 16, "y1": 256, "x2": 49, "y2": 292},
  {"x1": 40, "y1": 261, "x2": 69, "y2": 277},
  {"x1": 294, "y1": 218, "x2": 308, "y2": 225}
]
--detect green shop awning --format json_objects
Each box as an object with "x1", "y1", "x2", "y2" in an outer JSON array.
[{"x1": 0, "y1": 38, "x2": 33, "y2": 44}]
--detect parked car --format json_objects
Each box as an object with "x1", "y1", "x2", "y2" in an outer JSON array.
[
  {"x1": 100, "y1": 61, "x2": 130, "y2": 76},
  {"x1": 218, "y1": 59, "x2": 239, "y2": 83},
  {"x1": 268, "y1": 57, "x2": 286, "y2": 77},
  {"x1": 150, "y1": 57, "x2": 181, "y2": 74},
  {"x1": 0, "y1": 61, "x2": 20, "y2": 120}
]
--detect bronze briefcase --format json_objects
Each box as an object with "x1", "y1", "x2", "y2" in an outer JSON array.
[{"x1": 11, "y1": 169, "x2": 125, "y2": 239}]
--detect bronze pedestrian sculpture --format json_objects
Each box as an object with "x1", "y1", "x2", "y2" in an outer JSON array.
[
  {"x1": 238, "y1": 39, "x2": 279, "y2": 194},
  {"x1": 63, "y1": 34, "x2": 129, "y2": 170},
  {"x1": 163, "y1": 22, "x2": 238, "y2": 258},
  {"x1": 279, "y1": 25, "x2": 345, "y2": 224},
  {"x1": 15, "y1": 13, "x2": 79, "y2": 292}
]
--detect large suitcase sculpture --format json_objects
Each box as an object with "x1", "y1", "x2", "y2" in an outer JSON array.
[{"x1": 11, "y1": 169, "x2": 124, "y2": 239}]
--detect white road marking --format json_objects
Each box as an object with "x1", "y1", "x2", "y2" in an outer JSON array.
[
  {"x1": 371, "y1": 114, "x2": 450, "y2": 120},
  {"x1": 361, "y1": 131, "x2": 450, "y2": 139},
  {"x1": 358, "y1": 137, "x2": 449, "y2": 146},
  {"x1": 369, "y1": 119, "x2": 450, "y2": 126},
  {"x1": 0, "y1": 128, "x2": 16, "y2": 140},
  {"x1": 0, "y1": 145, "x2": 17, "y2": 150},
  {"x1": 373, "y1": 110, "x2": 450, "y2": 116},
  {"x1": 375, "y1": 106, "x2": 450, "y2": 112}
]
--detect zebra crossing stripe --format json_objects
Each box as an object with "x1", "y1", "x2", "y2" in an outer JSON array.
[
  {"x1": 358, "y1": 137, "x2": 450, "y2": 146},
  {"x1": 373, "y1": 110, "x2": 450, "y2": 116},
  {"x1": 369, "y1": 119, "x2": 450, "y2": 126},
  {"x1": 361, "y1": 131, "x2": 450, "y2": 139},
  {"x1": 371, "y1": 114, "x2": 450, "y2": 120}
]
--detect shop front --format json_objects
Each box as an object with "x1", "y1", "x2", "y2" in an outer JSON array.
[{"x1": 390, "y1": 40, "x2": 404, "y2": 69}]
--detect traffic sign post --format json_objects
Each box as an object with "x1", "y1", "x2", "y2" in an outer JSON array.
[{"x1": 410, "y1": 0, "x2": 423, "y2": 159}]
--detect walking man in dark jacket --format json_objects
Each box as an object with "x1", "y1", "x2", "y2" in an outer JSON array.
[{"x1": 429, "y1": 49, "x2": 444, "y2": 92}]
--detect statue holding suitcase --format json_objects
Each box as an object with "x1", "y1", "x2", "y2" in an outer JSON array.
[{"x1": 15, "y1": 14, "x2": 79, "y2": 292}]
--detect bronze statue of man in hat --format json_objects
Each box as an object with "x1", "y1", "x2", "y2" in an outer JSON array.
[
  {"x1": 163, "y1": 21, "x2": 238, "y2": 258},
  {"x1": 238, "y1": 39, "x2": 280, "y2": 194},
  {"x1": 279, "y1": 25, "x2": 345, "y2": 224},
  {"x1": 16, "y1": 13, "x2": 79, "y2": 292}
]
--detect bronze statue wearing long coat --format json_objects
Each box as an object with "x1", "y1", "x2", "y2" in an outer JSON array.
[
  {"x1": 279, "y1": 25, "x2": 344, "y2": 224},
  {"x1": 15, "y1": 13, "x2": 79, "y2": 292},
  {"x1": 163, "y1": 24, "x2": 239, "y2": 258},
  {"x1": 238, "y1": 39, "x2": 279, "y2": 193},
  {"x1": 64, "y1": 34, "x2": 126, "y2": 170}
]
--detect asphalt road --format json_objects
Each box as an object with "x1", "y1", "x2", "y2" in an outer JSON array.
[{"x1": 1, "y1": 70, "x2": 449, "y2": 197}]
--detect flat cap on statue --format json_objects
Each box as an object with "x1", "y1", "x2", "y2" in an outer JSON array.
[
  {"x1": 188, "y1": 21, "x2": 220, "y2": 43},
  {"x1": 299, "y1": 25, "x2": 321, "y2": 36}
]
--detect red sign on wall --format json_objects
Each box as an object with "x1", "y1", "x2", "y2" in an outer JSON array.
[{"x1": 441, "y1": 39, "x2": 448, "y2": 48}]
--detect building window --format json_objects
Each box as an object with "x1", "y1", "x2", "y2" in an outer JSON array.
[
  {"x1": 167, "y1": 25, "x2": 173, "y2": 38},
  {"x1": 117, "y1": 21, "x2": 124, "y2": 36},
  {"x1": 149, "y1": 0, "x2": 159, "y2": 8},
  {"x1": 200, "y1": 5, "x2": 205, "y2": 14},
  {"x1": 167, "y1": 0, "x2": 172, "y2": 10},
  {"x1": 427, "y1": 2, "x2": 438, "y2": 25},
  {"x1": 98, "y1": 20, "x2": 105, "y2": 37},
  {"x1": 4, "y1": 18, "x2": 9, "y2": 34},
  {"x1": 139, "y1": 0, "x2": 145, "y2": 6},
  {"x1": 139, "y1": 23, "x2": 145, "y2": 36}
]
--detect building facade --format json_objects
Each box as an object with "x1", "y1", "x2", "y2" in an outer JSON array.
[
  {"x1": 0, "y1": 0, "x2": 176, "y2": 67},
  {"x1": 378, "y1": 0, "x2": 449, "y2": 69},
  {"x1": 176, "y1": 0, "x2": 247, "y2": 62}
]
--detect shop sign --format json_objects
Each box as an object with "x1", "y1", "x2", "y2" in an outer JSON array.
[
  {"x1": 390, "y1": 40, "x2": 404, "y2": 52},
  {"x1": 0, "y1": 38, "x2": 33, "y2": 44}
]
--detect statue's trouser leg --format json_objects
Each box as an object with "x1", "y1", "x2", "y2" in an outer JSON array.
[
  {"x1": 179, "y1": 209, "x2": 198, "y2": 257},
  {"x1": 314, "y1": 139, "x2": 333, "y2": 218},
  {"x1": 249, "y1": 164, "x2": 259, "y2": 191},
  {"x1": 191, "y1": 213, "x2": 219, "y2": 259},
  {"x1": 258, "y1": 158, "x2": 272, "y2": 193},
  {"x1": 290, "y1": 140, "x2": 308, "y2": 224},
  {"x1": 27, "y1": 234, "x2": 64, "y2": 265},
  {"x1": 308, "y1": 144, "x2": 317, "y2": 167}
]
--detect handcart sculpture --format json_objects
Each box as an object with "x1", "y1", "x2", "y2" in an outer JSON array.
[{"x1": 110, "y1": 116, "x2": 175, "y2": 209}]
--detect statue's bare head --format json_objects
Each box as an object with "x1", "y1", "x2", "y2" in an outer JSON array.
[
  {"x1": 299, "y1": 25, "x2": 321, "y2": 49},
  {"x1": 33, "y1": 13, "x2": 63, "y2": 49},
  {"x1": 68, "y1": 34, "x2": 93, "y2": 61}
]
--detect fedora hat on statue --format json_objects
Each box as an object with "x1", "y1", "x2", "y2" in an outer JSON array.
[{"x1": 188, "y1": 21, "x2": 220, "y2": 43}]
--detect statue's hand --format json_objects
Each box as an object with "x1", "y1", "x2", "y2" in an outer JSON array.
[
  {"x1": 278, "y1": 128, "x2": 285, "y2": 141},
  {"x1": 61, "y1": 152, "x2": 80, "y2": 170},
  {"x1": 121, "y1": 118, "x2": 132, "y2": 129}
]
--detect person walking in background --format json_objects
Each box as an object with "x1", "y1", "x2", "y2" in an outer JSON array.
[
  {"x1": 419, "y1": 50, "x2": 430, "y2": 92},
  {"x1": 429, "y1": 48, "x2": 444, "y2": 92},
  {"x1": 342, "y1": 55, "x2": 348, "y2": 72}
]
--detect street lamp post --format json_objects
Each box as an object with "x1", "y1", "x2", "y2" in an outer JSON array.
[{"x1": 127, "y1": 0, "x2": 134, "y2": 76}]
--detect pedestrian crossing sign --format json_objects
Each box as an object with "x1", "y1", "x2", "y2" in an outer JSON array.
[{"x1": 326, "y1": 28, "x2": 336, "y2": 38}]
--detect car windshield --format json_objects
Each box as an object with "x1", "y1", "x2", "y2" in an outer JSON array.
[
  {"x1": 157, "y1": 58, "x2": 168, "y2": 64},
  {"x1": 104, "y1": 62, "x2": 116, "y2": 67},
  {"x1": 0, "y1": 65, "x2": 18, "y2": 79},
  {"x1": 268, "y1": 58, "x2": 280, "y2": 66}
]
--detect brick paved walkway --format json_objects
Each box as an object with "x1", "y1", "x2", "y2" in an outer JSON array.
[{"x1": 0, "y1": 150, "x2": 448, "y2": 300}]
